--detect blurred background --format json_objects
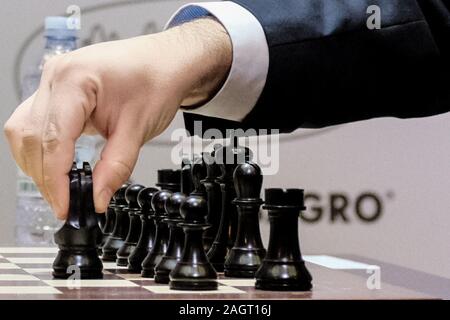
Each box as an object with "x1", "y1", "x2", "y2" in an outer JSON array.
[{"x1": 0, "y1": 0, "x2": 449, "y2": 279}]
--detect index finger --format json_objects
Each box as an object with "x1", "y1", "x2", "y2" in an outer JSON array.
[{"x1": 41, "y1": 80, "x2": 96, "y2": 219}]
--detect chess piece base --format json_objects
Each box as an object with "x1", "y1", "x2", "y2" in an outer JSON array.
[
  {"x1": 116, "y1": 242, "x2": 137, "y2": 266},
  {"x1": 169, "y1": 261, "x2": 218, "y2": 291},
  {"x1": 53, "y1": 249, "x2": 103, "y2": 279},
  {"x1": 224, "y1": 248, "x2": 266, "y2": 278},
  {"x1": 255, "y1": 279, "x2": 312, "y2": 291},
  {"x1": 141, "y1": 268, "x2": 155, "y2": 278},
  {"x1": 101, "y1": 236, "x2": 124, "y2": 261},
  {"x1": 255, "y1": 261, "x2": 312, "y2": 291},
  {"x1": 154, "y1": 256, "x2": 179, "y2": 284},
  {"x1": 169, "y1": 279, "x2": 218, "y2": 291},
  {"x1": 224, "y1": 267, "x2": 258, "y2": 278},
  {"x1": 141, "y1": 252, "x2": 164, "y2": 278},
  {"x1": 154, "y1": 272, "x2": 169, "y2": 284},
  {"x1": 116, "y1": 257, "x2": 128, "y2": 266},
  {"x1": 127, "y1": 247, "x2": 149, "y2": 272}
]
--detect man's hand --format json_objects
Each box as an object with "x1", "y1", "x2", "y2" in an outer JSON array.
[{"x1": 4, "y1": 18, "x2": 232, "y2": 219}]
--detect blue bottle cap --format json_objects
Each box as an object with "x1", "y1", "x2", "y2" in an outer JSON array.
[{"x1": 45, "y1": 16, "x2": 79, "y2": 39}]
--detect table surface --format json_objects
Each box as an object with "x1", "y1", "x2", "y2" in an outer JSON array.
[{"x1": 0, "y1": 247, "x2": 446, "y2": 300}]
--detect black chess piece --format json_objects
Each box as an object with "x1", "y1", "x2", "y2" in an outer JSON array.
[
  {"x1": 156, "y1": 169, "x2": 181, "y2": 192},
  {"x1": 98, "y1": 212, "x2": 106, "y2": 230},
  {"x1": 201, "y1": 146, "x2": 222, "y2": 252},
  {"x1": 97, "y1": 213, "x2": 107, "y2": 255},
  {"x1": 103, "y1": 198, "x2": 116, "y2": 236},
  {"x1": 224, "y1": 162, "x2": 266, "y2": 278},
  {"x1": 53, "y1": 162, "x2": 103, "y2": 279},
  {"x1": 169, "y1": 195, "x2": 218, "y2": 290},
  {"x1": 207, "y1": 138, "x2": 252, "y2": 271},
  {"x1": 116, "y1": 184, "x2": 145, "y2": 266},
  {"x1": 141, "y1": 190, "x2": 172, "y2": 277},
  {"x1": 190, "y1": 153, "x2": 207, "y2": 197},
  {"x1": 101, "y1": 183, "x2": 130, "y2": 261},
  {"x1": 181, "y1": 157, "x2": 194, "y2": 195},
  {"x1": 127, "y1": 187, "x2": 159, "y2": 272},
  {"x1": 154, "y1": 192, "x2": 186, "y2": 283},
  {"x1": 255, "y1": 188, "x2": 313, "y2": 291},
  {"x1": 100, "y1": 198, "x2": 116, "y2": 260}
]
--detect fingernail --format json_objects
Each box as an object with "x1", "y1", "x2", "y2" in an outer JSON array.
[{"x1": 52, "y1": 203, "x2": 66, "y2": 221}]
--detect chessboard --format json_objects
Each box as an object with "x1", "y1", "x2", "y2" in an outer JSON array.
[{"x1": 0, "y1": 247, "x2": 437, "y2": 300}]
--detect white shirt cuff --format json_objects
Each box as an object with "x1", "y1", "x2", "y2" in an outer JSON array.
[{"x1": 165, "y1": 1, "x2": 269, "y2": 122}]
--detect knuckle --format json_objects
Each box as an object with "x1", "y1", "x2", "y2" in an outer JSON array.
[
  {"x1": 43, "y1": 53, "x2": 98, "y2": 93},
  {"x1": 21, "y1": 128, "x2": 41, "y2": 148},
  {"x1": 44, "y1": 54, "x2": 77, "y2": 83},
  {"x1": 52, "y1": 56, "x2": 73, "y2": 80},
  {"x1": 3, "y1": 120, "x2": 17, "y2": 139},
  {"x1": 42, "y1": 139, "x2": 59, "y2": 155},
  {"x1": 41, "y1": 55, "x2": 61, "y2": 78},
  {"x1": 42, "y1": 122, "x2": 60, "y2": 154},
  {"x1": 109, "y1": 159, "x2": 133, "y2": 181}
]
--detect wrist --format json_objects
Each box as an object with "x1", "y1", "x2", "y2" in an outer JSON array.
[{"x1": 164, "y1": 18, "x2": 232, "y2": 107}]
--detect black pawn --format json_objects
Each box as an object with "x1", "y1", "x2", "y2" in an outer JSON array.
[
  {"x1": 201, "y1": 146, "x2": 222, "y2": 253},
  {"x1": 116, "y1": 184, "x2": 145, "y2": 266},
  {"x1": 154, "y1": 192, "x2": 186, "y2": 283},
  {"x1": 156, "y1": 169, "x2": 181, "y2": 192},
  {"x1": 103, "y1": 199, "x2": 116, "y2": 237},
  {"x1": 224, "y1": 162, "x2": 266, "y2": 278},
  {"x1": 181, "y1": 157, "x2": 194, "y2": 195},
  {"x1": 100, "y1": 199, "x2": 116, "y2": 260},
  {"x1": 98, "y1": 212, "x2": 106, "y2": 231},
  {"x1": 97, "y1": 213, "x2": 107, "y2": 255},
  {"x1": 255, "y1": 189, "x2": 313, "y2": 291},
  {"x1": 141, "y1": 190, "x2": 172, "y2": 277},
  {"x1": 127, "y1": 187, "x2": 159, "y2": 272},
  {"x1": 190, "y1": 154, "x2": 210, "y2": 251},
  {"x1": 101, "y1": 183, "x2": 130, "y2": 261},
  {"x1": 53, "y1": 162, "x2": 103, "y2": 279},
  {"x1": 169, "y1": 195, "x2": 218, "y2": 290},
  {"x1": 207, "y1": 139, "x2": 252, "y2": 271},
  {"x1": 191, "y1": 153, "x2": 207, "y2": 197}
]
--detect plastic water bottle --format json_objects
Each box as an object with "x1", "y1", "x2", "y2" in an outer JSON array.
[{"x1": 16, "y1": 16, "x2": 99, "y2": 245}]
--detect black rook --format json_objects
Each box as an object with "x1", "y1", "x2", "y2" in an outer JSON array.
[{"x1": 255, "y1": 188, "x2": 312, "y2": 291}]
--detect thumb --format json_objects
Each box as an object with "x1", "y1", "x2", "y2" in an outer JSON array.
[{"x1": 92, "y1": 130, "x2": 142, "y2": 213}]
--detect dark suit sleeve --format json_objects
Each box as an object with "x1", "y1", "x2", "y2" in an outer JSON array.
[{"x1": 184, "y1": 0, "x2": 450, "y2": 135}]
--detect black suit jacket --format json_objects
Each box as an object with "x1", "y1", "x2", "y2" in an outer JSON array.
[{"x1": 184, "y1": 0, "x2": 450, "y2": 135}]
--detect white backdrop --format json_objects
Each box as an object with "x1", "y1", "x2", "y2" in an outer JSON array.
[{"x1": 0, "y1": 0, "x2": 449, "y2": 279}]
